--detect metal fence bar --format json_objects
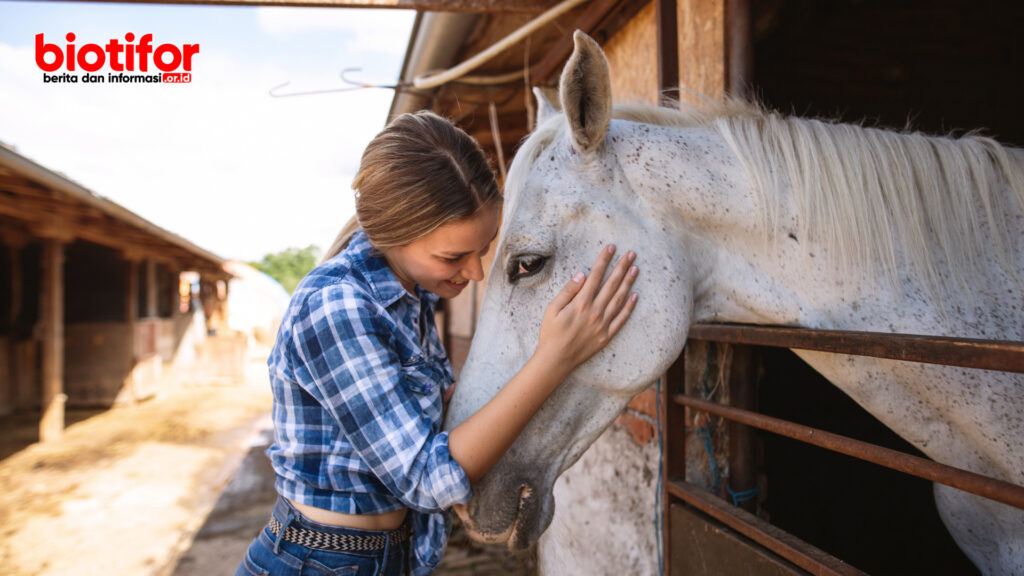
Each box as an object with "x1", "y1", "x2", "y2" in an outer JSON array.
[
  {"x1": 668, "y1": 479, "x2": 869, "y2": 576},
  {"x1": 688, "y1": 324, "x2": 1024, "y2": 373},
  {"x1": 673, "y1": 394, "x2": 1024, "y2": 511}
]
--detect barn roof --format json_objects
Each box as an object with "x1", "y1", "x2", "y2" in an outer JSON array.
[
  {"x1": 387, "y1": 1, "x2": 644, "y2": 172},
  {"x1": 0, "y1": 143, "x2": 229, "y2": 277}
]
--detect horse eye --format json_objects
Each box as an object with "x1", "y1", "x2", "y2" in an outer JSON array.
[{"x1": 507, "y1": 254, "x2": 547, "y2": 283}]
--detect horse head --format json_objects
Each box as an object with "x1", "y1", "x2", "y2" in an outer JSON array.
[{"x1": 444, "y1": 31, "x2": 696, "y2": 550}]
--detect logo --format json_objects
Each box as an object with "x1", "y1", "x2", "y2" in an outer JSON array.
[{"x1": 35, "y1": 33, "x2": 199, "y2": 84}]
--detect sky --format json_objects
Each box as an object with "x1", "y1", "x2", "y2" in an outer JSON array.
[{"x1": 0, "y1": 1, "x2": 416, "y2": 262}]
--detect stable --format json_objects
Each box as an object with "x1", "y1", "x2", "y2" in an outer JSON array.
[{"x1": 0, "y1": 143, "x2": 232, "y2": 442}]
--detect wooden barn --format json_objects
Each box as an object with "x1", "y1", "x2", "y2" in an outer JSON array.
[
  {"x1": 0, "y1": 143, "x2": 233, "y2": 442},
  {"x1": 386, "y1": 1, "x2": 1024, "y2": 575}
]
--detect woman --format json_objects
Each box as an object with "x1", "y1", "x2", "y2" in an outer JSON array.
[{"x1": 235, "y1": 111, "x2": 639, "y2": 575}]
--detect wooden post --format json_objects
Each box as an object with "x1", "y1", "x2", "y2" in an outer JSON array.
[
  {"x1": 675, "y1": 0, "x2": 752, "y2": 103},
  {"x1": 125, "y1": 257, "x2": 139, "y2": 397},
  {"x1": 40, "y1": 237, "x2": 66, "y2": 441},
  {"x1": 677, "y1": 0, "x2": 726, "y2": 106},
  {"x1": 662, "y1": 352, "x2": 688, "y2": 576},
  {"x1": 145, "y1": 259, "x2": 157, "y2": 319},
  {"x1": 657, "y1": 0, "x2": 679, "y2": 102},
  {"x1": 725, "y1": 0, "x2": 753, "y2": 98},
  {"x1": 727, "y1": 344, "x2": 760, "y2": 513},
  {"x1": 666, "y1": 1, "x2": 752, "y2": 569},
  {"x1": 8, "y1": 243, "x2": 22, "y2": 335},
  {"x1": 4, "y1": 243, "x2": 22, "y2": 414},
  {"x1": 656, "y1": 3, "x2": 683, "y2": 572}
]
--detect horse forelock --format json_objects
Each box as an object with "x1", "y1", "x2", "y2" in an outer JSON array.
[{"x1": 508, "y1": 98, "x2": 1024, "y2": 305}]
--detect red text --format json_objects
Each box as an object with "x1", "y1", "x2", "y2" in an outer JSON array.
[{"x1": 35, "y1": 33, "x2": 199, "y2": 73}]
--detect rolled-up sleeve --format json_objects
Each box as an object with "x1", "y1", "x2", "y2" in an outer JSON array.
[{"x1": 289, "y1": 282, "x2": 472, "y2": 512}]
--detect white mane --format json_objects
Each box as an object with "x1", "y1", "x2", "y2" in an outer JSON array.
[{"x1": 509, "y1": 100, "x2": 1024, "y2": 300}]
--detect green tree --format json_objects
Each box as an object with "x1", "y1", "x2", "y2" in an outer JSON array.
[{"x1": 250, "y1": 245, "x2": 320, "y2": 294}]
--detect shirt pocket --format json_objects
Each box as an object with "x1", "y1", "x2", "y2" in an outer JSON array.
[{"x1": 399, "y1": 356, "x2": 440, "y2": 395}]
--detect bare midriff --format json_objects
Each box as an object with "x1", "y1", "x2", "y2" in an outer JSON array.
[{"x1": 288, "y1": 499, "x2": 408, "y2": 531}]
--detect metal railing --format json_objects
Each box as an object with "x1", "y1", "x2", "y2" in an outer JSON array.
[{"x1": 662, "y1": 323, "x2": 1024, "y2": 575}]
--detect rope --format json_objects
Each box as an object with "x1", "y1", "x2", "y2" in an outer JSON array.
[
  {"x1": 694, "y1": 342, "x2": 758, "y2": 505},
  {"x1": 728, "y1": 486, "x2": 759, "y2": 506},
  {"x1": 696, "y1": 419, "x2": 724, "y2": 494}
]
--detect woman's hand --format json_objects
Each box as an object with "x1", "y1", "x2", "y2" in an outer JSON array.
[
  {"x1": 448, "y1": 244, "x2": 638, "y2": 481},
  {"x1": 535, "y1": 244, "x2": 638, "y2": 372}
]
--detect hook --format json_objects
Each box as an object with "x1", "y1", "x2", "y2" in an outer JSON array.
[{"x1": 268, "y1": 68, "x2": 401, "y2": 98}]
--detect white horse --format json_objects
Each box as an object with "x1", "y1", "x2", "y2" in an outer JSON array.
[{"x1": 445, "y1": 31, "x2": 1024, "y2": 575}]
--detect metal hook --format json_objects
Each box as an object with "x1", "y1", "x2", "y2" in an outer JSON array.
[{"x1": 268, "y1": 68, "x2": 401, "y2": 98}]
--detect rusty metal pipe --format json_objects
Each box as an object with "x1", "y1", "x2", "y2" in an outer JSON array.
[
  {"x1": 688, "y1": 324, "x2": 1024, "y2": 373},
  {"x1": 673, "y1": 394, "x2": 1024, "y2": 511}
]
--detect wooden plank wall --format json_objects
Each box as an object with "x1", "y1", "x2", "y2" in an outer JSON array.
[{"x1": 605, "y1": 1, "x2": 660, "y2": 105}]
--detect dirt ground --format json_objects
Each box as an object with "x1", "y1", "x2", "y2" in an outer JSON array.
[
  {"x1": 0, "y1": 354, "x2": 534, "y2": 576},
  {"x1": 0, "y1": 356, "x2": 274, "y2": 576}
]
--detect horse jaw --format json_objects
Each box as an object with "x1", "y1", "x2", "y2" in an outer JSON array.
[
  {"x1": 444, "y1": 208, "x2": 690, "y2": 550},
  {"x1": 447, "y1": 327, "x2": 652, "y2": 549}
]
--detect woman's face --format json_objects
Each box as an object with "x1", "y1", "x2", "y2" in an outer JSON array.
[{"x1": 384, "y1": 203, "x2": 501, "y2": 299}]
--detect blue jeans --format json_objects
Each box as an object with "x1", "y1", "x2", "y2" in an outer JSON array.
[{"x1": 235, "y1": 497, "x2": 410, "y2": 576}]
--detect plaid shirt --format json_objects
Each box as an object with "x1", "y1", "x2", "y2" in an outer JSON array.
[{"x1": 266, "y1": 229, "x2": 473, "y2": 574}]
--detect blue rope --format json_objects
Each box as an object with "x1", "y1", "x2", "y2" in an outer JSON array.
[
  {"x1": 695, "y1": 421, "x2": 723, "y2": 494},
  {"x1": 728, "y1": 486, "x2": 759, "y2": 506},
  {"x1": 696, "y1": 342, "x2": 759, "y2": 506}
]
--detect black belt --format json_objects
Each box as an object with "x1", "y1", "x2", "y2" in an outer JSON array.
[{"x1": 267, "y1": 517, "x2": 410, "y2": 552}]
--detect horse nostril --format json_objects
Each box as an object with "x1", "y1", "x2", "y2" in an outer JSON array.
[{"x1": 518, "y1": 484, "x2": 533, "y2": 504}]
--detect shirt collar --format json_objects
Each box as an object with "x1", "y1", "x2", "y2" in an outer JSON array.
[{"x1": 346, "y1": 229, "x2": 441, "y2": 309}]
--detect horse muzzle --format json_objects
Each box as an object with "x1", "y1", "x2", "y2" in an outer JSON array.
[{"x1": 455, "y1": 477, "x2": 553, "y2": 551}]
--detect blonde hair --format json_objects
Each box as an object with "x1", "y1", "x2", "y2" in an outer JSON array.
[{"x1": 322, "y1": 111, "x2": 502, "y2": 263}]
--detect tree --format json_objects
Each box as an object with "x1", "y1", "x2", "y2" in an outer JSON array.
[{"x1": 250, "y1": 245, "x2": 320, "y2": 294}]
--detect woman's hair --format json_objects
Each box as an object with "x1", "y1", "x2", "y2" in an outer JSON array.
[{"x1": 321, "y1": 111, "x2": 502, "y2": 263}]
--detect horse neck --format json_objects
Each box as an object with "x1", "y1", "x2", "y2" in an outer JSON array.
[
  {"x1": 613, "y1": 122, "x2": 819, "y2": 326},
  {"x1": 617, "y1": 121, "x2": 913, "y2": 331}
]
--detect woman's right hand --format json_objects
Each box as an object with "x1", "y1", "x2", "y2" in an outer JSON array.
[{"x1": 535, "y1": 244, "x2": 638, "y2": 372}]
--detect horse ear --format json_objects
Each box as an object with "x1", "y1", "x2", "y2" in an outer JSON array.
[
  {"x1": 533, "y1": 86, "x2": 560, "y2": 125},
  {"x1": 559, "y1": 30, "x2": 612, "y2": 153}
]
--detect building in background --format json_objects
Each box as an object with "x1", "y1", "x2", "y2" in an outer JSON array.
[{"x1": 0, "y1": 142, "x2": 234, "y2": 441}]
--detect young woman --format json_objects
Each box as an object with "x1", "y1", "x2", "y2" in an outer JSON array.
[{"x1": 235, "y1": 111, "x2": 639, "y2": 576}]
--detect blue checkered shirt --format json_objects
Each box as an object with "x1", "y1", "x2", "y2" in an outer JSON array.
[{"x1": 266, "y1": 229, "x2": 473, "y2": 574}]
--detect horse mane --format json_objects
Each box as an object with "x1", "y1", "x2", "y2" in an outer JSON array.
[{"x1": 510, "y1": 99, "x2": 1024, "y2": 299}]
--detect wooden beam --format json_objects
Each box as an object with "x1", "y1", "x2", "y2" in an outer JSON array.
[
  {"x1": 40, "y1": 238, "x2": 66, "y2": 442},
  {"x1": 529, "y1": 0, "x2": 633, "y2": 84},
  {"x1": 57, "y1": 0, "x2": 555, "y2": 12},
  {"x1": 1, "y1": 190, "x2": 216, "y2": 270},
  {"x1": 0, "y1": 222, "x2": 31, "y2": 248}
]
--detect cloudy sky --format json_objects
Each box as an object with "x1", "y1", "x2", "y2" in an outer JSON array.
[{"x1": 0, "y1": 1, "x2": 416, "y2": 261}]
